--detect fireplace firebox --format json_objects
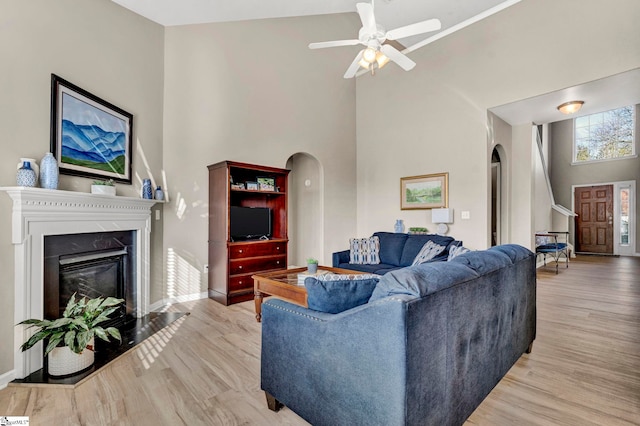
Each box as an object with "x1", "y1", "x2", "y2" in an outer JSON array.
[{"x1": 44, "y1": 231, "x2": 136, "y2": 328}]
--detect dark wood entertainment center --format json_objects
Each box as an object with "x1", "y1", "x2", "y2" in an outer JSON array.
[{"x1": 208, "y1": 160, "x2": 290, "y2": 305}]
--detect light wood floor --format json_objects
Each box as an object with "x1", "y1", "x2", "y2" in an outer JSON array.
[{"x1": 1, "y1": 255, "x2": 639, "y2": 425}]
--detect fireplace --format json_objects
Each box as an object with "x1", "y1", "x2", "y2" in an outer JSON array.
[
  {"x1": 44, "y1": 231, "x2": 136, "y2": 327},
  {"x1": 1, "y1": 187, "x2": 156, "y2": 379}
]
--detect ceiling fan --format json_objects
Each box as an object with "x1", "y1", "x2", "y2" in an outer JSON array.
[{"x1": 308, "y1": 1, "x2": 441, "y2": 78}]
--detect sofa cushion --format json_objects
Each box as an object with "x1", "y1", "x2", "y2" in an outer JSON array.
[
  {"x1": 489, "y1": 244, "x2": 533, "y2": 262},
  {"x1": 373, "y1": 232, "x2": 408, "y2": 266},
  {"x1": 349, "y1": 236, "x2": 380, "y2": 265},
  {"x1": 449, "y1": 250, "x2": 512, "y2": 274},
  {"x1": 304, "y1": 273, "x2": 380, "y2": 314},
  {"x1": 337, "y1": 262, "x2": 399, "y2": 274},
  {"x1": 411, "y1": 240, "x2": 446, "y2": 266},
  {"x1": 399, "y1": 234, "x2": 454, "y2": 266},
  {"x1": 369, "y1": 261, "x2": 479, "y2": 302}
]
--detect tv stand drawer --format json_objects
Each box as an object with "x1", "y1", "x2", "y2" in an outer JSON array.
[
  {"x1": 229, "y1": 255, "x2": 286, "y2": 275},
  {"x1": 229, "y1": 241, "x2": 286, "y2": 259}
]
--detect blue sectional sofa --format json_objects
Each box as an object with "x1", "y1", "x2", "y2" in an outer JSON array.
[
  {"x1": 261, "y1": 244, "x2": 536, "y2": 426},
  {"x1": 332, "y1": 231, "x2": 463, "y2": 275}
]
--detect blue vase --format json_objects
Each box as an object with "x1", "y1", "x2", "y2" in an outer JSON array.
[
  {"x1": 154, "y1": 186, "x2": 164, "y2": 201},
  {"x1": 142, "y1": 179, "x2": 153, "y2": 199},
  {"x1": 39, "y1": 152, "x2": 59, "y2": 189},
  {"x1": 17, "y1": 161, "x2": 37, "y2": 187},
  {"x1": 394, "y1": 219, "x2": 404, "y2": 233}
]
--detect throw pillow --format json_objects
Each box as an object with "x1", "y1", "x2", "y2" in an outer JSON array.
[
  {"x1": 411, "y1": 240, "x2": 446, "y2": 266},
  {"x1": 349, "y1": 236, "x2": 380, "y2": 265},
  {"x1": 304, "y1": 274, "x2": 380, "y2": 314},
  {"x1": 447, "y1": 244, "x2": 470, "y2": 260}
]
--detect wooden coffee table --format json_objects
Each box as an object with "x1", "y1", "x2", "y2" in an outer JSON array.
[{"x1": 252, "y1": 265, "x2": 365, "y2": 322}]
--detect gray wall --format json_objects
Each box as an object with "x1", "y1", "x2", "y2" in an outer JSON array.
[
  {"x1": 550, "y1": 106, "x2": 640, "y2": 249},
  {"x1": 355, "y1": 0, "x2": 640, "y2": 250},
  {"x1": 0, "y1": 0, "x2": 164, "y2": 376},
  {"x1": 162, "y1": 14, "x2": 360, "y2": 296}
]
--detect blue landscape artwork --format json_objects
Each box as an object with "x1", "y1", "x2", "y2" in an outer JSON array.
[{"x1": 61, "y1": 93, "x2": 127, "y2": 175}]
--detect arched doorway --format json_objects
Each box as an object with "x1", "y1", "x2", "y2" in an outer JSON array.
[
  {"x1": 286, "y1": 153, "x2": 323, "y2": 266},
  {"x1": 491, "y1": 146, "x2": 504, "y2": 246}
]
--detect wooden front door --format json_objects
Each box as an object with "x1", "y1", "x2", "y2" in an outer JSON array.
[{"x1": 575, "y1": 185, "x2": 614, "y2": 254}]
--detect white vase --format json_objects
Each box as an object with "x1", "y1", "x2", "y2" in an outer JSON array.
[
  {"x1": 16, "y1": 161, "x2": 38, "y2": 187},
  {"x1": 91, "y1": 185, "x2": 116, "y2": 196},
  {"x1": 48, "y1": 338, "x2": 95, "y2": 377},
  {"x1": 16, "y1": 158, "x2": 39, "y2": 180},
  {"x1": 39, "y1": 152, "x2": 59, "y2": 189}
]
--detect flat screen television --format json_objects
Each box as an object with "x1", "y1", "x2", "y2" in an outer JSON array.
[{"x1": 229, "y1": 206, "x2": 271, "y2": 240}]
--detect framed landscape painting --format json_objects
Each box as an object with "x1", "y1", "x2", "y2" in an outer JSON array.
[
  {"x1": 50, "y1": 74, "x2": 133, "y2": 184},
  {"x1": 401, "y1": 172, "x2": 448, "y2": 210}
]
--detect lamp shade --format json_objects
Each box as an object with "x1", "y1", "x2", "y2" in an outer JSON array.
[{"x1": 432, "y1": 208, "x2": 453, "y2": 224}]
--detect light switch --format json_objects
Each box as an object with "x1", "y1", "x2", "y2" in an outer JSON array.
[
  {"x1": 461, "y1": 211, "x2": 471, "y2": 220},
  {"x1": 155, "y1": 210, "x2": 160, "y2": 220}
]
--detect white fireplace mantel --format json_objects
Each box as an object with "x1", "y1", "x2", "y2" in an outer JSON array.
[{"x1": 0, "y1": 187, "x2": 156, "y2": 379}]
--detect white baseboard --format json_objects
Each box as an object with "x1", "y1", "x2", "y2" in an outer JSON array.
[{"x1": 0, "y1": 369, "x2": 16, "y2": 390}]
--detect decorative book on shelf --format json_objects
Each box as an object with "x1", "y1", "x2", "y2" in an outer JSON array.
[{"x1": 297, "y1": 270, "x2": 330, "y2": 285}]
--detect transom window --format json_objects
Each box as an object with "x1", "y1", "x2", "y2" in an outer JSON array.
[{"x1": 574, "y1": 106, "x2": 635, "y2": 163}]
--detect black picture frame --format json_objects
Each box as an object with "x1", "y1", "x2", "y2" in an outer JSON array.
[{"x1": 50, "y1": 74, "x2": 133, "y2": 184}]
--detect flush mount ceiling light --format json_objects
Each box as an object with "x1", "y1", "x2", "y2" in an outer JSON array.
[{"x1": 557, "y1": 100, "x2": 584, "y2": 115}]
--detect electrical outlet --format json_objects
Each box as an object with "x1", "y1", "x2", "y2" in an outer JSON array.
[
  {"x1": 461, "y1": 211, "x2": 471, "y2": 220},
  {"x1": 204, "y1": 264, "x2": 209, "y2": 273}
]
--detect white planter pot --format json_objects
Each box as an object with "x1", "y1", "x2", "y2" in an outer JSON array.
[
  {"x1": 48, "y1": 338, "x2": 95, "y2": 377},
  {"x1": 91, "y1": 185, "x2": 116, "y2": 196}
]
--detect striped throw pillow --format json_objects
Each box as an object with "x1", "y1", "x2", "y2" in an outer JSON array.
[{"x1": 349, "y1": 236, "x2": 380, "y2": 265}]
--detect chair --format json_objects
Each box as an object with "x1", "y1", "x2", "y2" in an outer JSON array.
[{"x1": 535, "y1": 231, "x2": 569, "y2": 274}]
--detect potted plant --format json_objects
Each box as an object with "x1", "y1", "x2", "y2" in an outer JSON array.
[
  {"x1": 91, "y1": 179, "x2": 116, "y2": 196},
  {"x1": 18, "y1": 293, "x2": 124, "y2": 377},
  {"x1": 306, "y1": 258, "x2": 319, "y2": 274}
]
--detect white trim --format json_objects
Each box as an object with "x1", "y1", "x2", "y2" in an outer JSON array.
[
  {"x1": 571, "y1": 154, "x2": 638, "y2": 166},
  {"x1": 405, "y1": 0, "x2": 523, "y2": 54},
  {"x1": 0, "y1": 370, "x2": 16, "y2": 390},
  {"x1": 571, "y1": 181, "x2": 636, "y2": 256},
  {"x1": 0, "y1": 187, "x2": 156, "y2": 379}
]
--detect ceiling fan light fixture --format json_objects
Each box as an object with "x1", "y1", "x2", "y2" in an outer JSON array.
[
  {"x1": 375, "y1": 51, "x2": 389, "y2": 68},
  {"x1": 557, "y1": 100, "x2": 584, "y2": 115},
  {"x1": 362, "y1": 47, "x2": 377, "y2": 63},
  {"x1": 358, "y1": 58, "x2": 371, "y2": 70}
]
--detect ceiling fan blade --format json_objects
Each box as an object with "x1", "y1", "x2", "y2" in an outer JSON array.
[
  {"x1": 386, "y1": 18, "x2": 442, "y2": 40},
  {"x1": 344, "y1": 50, "x2": 364, "y2": 79},
  {"x1": 309, "y1": 39, "x2": 360, "y2": 49},
  {"x1": 356, "y1": 2, "x2": 377, "y2": 35},
  {"x1": 380, "y1": 44, "x2": 416, "y2": 71}
]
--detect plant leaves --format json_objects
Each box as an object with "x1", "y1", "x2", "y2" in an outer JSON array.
[
  {"x1": 93, "y1": 327, "x2": 108, "y2": 342},
  {"x1": 92, "y1": 307, "x2": 119, "y2": 326},
  {"x1": 100, "y1": 297, "x2": 124, "y2": 309},
  {"x1": 45, "y1": 335, "x2": 63, "y2": 356},
  {"x1": 17, "y1": 318, "x2": 52, "y2": 327},
  {"x1": 106, "y1": 327, "x2": 122, "y2": 343},
  {"x1": 62, "y1": 293, "x2": 78, "y2": 318},
  {"x1": 20, "y1": 330, "x2": 49, "y2": 352},
  {"x1": 76, "y1": 330, "x2": 93, "y2": 353},
  {"x1": 64, "y1": 330, "x2": 76, "y2": 348},
  {"x1": 85, "y1": 297, "x2": 103, "y2": 314},
  {"x1": 47, "y1": 317, "x2": 73, "y2": 329},
  {"x1": 71, "y1": 317, "x2": 90, "y2": 331}
]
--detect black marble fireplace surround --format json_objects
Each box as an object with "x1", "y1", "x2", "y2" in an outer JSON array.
[
  {"x1": 12, "y1": 229, "x2": 188, "y2": 386},
  {"x1": 44, "y1": 230, "x2": 136, "y2": 328}
]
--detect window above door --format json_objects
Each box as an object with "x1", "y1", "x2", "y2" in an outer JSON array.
[{"x1": 573, "y1": 105, "x2": 635, "y2": 164}]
